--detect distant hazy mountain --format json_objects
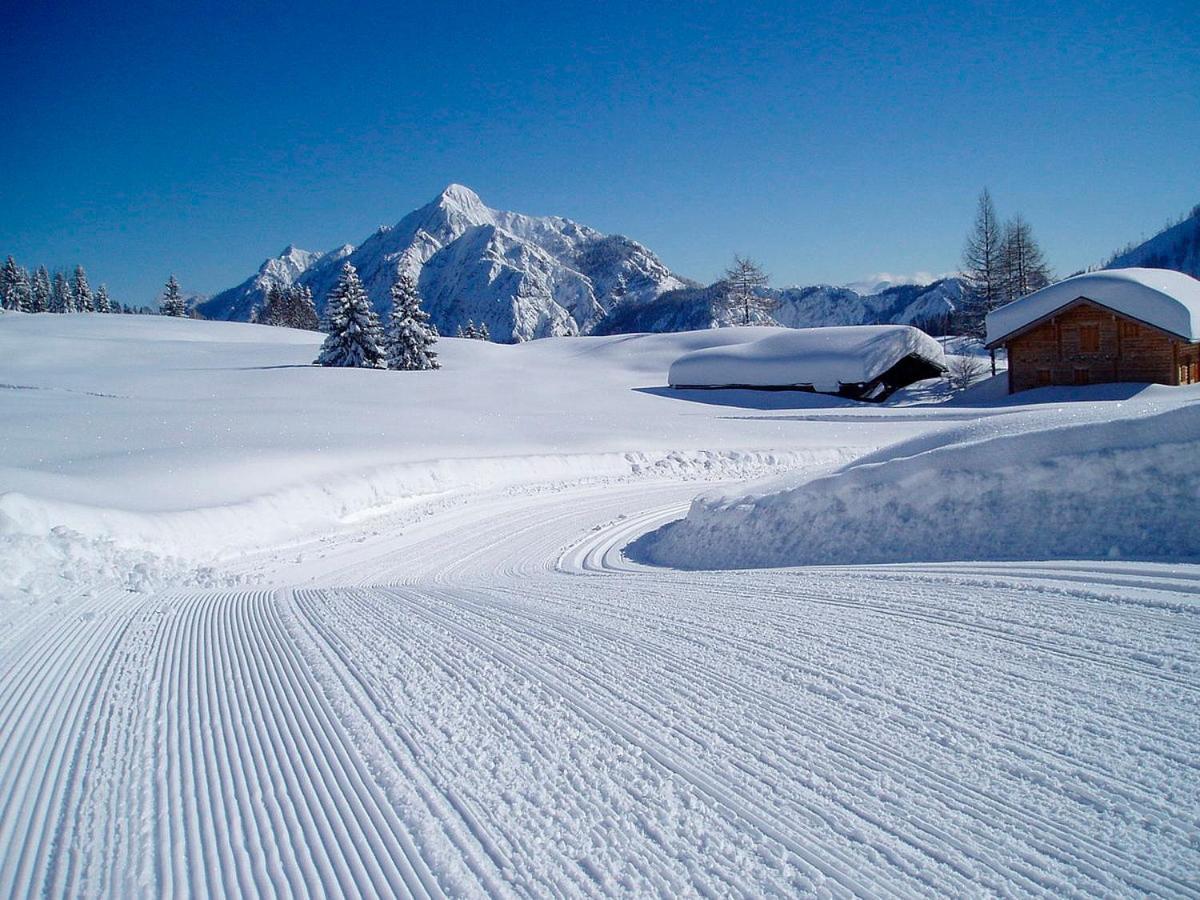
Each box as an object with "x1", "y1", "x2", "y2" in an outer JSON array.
[
  {"x1": 595, "y1": 278, "x2": 964, "y2": 336},
  {"x1": 198, "y1": 185, "x2": 687, "y2": 341},
  {"x1": 1105, "y1": 204, "x2": 1200, "y2": 278}
]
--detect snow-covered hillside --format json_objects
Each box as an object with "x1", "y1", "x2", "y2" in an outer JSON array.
[
  {"x1": 1105, "y1": 204, "x2": 1200, "y2": 278},
  {"x1": 198, "y1": 185, "x2": 687, "y2": 341},
  {"x1": 0, "y1": 315, "x2": 887, "y2": 597}
]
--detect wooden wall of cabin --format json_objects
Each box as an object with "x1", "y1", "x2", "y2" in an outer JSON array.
[{"x1": 1004, "y1": 301, "x2": 1185, "y2": 392}]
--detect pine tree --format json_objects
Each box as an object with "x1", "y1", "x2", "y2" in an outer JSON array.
[
  {"x1": 288, "y1": 284, "x2": 320, "y2": 330},
  {"x1": 456, "y1": 319, "x2": 490, "y2": 340},
  {"x1": 959, "y1": 188, "x2": 1004, "y2": 337},
  {"x1": 94, "y1": 283, "x2": 113, "y2": 313},
  {"x1": 73, "y1": 265, "x2": 94, "y2": 312},
  {"x1": 52, "y1": 271, "x2": 74, "y2": 312},
  {"x1": 31, "y1": 266, "x2": 51, "y2": 313},
  {"x1": 0, "y1": 256, "x2": 20, "y2": 310},
  {"x1": 314, "y1": 262, "x2": 386, "y2": 368},
  {"x1": 259, "y1": 283, "x2": 285, "y2": 325},
  {"x1": 11, "y1": 266, "x2": 32, "y2": 312},
  {"x1": 720, "y1": 255, "x2": 775, "y2": 325},
  {"x1": 999, "y1": 214, "x2": 1052, "y2": 303},
  {"x1": 160, "y1": 274, "x2": 186, "y2": 316},
  {"x1": 385, "y1": 269, "x2": 440, "y2": 371}
]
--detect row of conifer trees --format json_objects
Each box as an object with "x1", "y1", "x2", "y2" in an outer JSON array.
[
  {"x1": 0, "y1": 256, "x2": 188, "y2": 316},
  {"x1": 1, "y1": 257, "x2": 120, "y2": 314}
]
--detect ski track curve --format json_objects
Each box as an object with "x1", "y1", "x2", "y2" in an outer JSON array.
[{"x1": 1, "y1": 477, "x2": 1198, "y2": 896}]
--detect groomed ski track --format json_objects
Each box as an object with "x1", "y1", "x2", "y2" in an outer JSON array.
[{"x1": 1, "y1": 480, "x2": 1198, "y2": 897}]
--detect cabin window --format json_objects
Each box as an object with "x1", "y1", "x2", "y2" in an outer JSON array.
[
  {"x1": 1191, "y1": 361, "x2": 1199, "y2": 383},
  {"x1": 1119, "y1": 320, "x2": 1139, "y2": 339},
  {"x1": 1079, "y1": 323, "x2": 1100, "y2": 353},
  {"x1": 1073, "y1": 368, "x2": 1090, "y2": 385},
  {"x1": 1035, "y1": 369, "x2": 1051, "y2": 386}
]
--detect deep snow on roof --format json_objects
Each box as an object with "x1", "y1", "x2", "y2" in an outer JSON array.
[
  {"x1": 986, "y1": 268, "x2": 1200, "y2": 345},
  {"x1": 668, "y1": 325, "x2": 946, "y2": 391}
]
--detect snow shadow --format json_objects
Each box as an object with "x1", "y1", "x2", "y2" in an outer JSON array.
[
  {"x1": 634, "y1": 385, "x2": 855, "y2": 411},
  {"x1": 948, "y1": 380, "x2": 1157, "y2": 407}
]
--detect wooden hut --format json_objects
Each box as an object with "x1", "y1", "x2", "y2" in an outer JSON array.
[{"x1": 985, "y1": 268, "x2": 1200, "y2": 393}]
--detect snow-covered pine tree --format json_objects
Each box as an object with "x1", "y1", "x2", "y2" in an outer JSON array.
[
  {"x1": 11, "y1": 266, "x2": 32, "y2": 312},
  {"x1": 94, "y1": 284, "x2": 113, "y2": 313},
  {"x1": 958, "y1": 188, "x2": 1004, "y2": 337},
  {"x1": 161, "y1": 274, "x2": 186, "y2": 316},
  {"x1": 52, "y1": 271, "x2": 74, "y2": 312},
  {"x1": 287, "y1": 284, "x2": 320, "y2": 330},
  {"x1": 73, "y1": 265, "x2": 94, "y2": 312},
  {"x1": 31, "y1": 266, "x2": 51, "y2": 313},
  {"x1": 314, "y1": 262, "x2": 386, "y2": 368},
  {"x1": 385, "y1": 269, "x2": 440, "y2": 371},
  {"x1": 259, "y1": 283, "x2": 285, "y2": 325},
  {"x1": 457, "y1": 319, "x2": 490, "y2": 340},
  {"x1": 0, "y1": 256, "x2": 21, "y2": 310}
]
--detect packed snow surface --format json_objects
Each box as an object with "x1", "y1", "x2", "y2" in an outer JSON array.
[
  {"x1": 668, "y1": 325, "x2": 946, "y2": 391},
  {"x1": 1, "y1": 313, "x2": 1198, "y2": 896},
  {"x1": 986, "y1": 267, "x2": 1200, "y2": 344}
]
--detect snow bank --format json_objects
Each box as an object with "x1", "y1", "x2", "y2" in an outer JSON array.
[
  {"x1": 668, "y1": 325, "x2": 945, "y2": 391},
  {"x1": 0, "y1": 447, "x2": 851, "y2": 604},
  {"x1": 631, "y1": 392, "x2": 1200, "y2": 568}
]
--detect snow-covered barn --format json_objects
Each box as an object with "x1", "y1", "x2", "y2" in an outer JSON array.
[
  {"x1": 985, "y1": 268, "x2": 1200, "y2": 393},
  {"x1": 668, "y1": 325, "x2": 946, "y2": 401}
]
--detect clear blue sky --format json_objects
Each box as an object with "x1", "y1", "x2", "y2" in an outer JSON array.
[{"x1": 3, "y1": 0, "x2": 1197, "y2": 304}]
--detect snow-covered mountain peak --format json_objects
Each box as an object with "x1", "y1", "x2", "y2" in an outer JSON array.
[
  {"x1": 201, "y1": 186, "x2": 688, "y2": 340},
  {"x1": 437, "y1": 183, "x2": 486, "y2": 211},
  {"x1": 264, "y1": 245, "x2": 320, "y2": 272}
]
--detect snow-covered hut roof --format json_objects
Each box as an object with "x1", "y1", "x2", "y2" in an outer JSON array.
[
  {"x1": 668, "y1": 325, "x2": 946, "y2": 392},
  {"x1": 986, "y1": 268, "x2": 1200, "y2": 346}
]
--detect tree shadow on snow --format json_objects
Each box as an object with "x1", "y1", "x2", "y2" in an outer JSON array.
[{"x1": 174, "y1": 364, "x2": 317, "y2": 372}]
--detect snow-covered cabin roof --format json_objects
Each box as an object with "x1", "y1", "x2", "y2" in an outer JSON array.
[
  {"x1": 668, "y1": 325, "x2": 946, "y2": 392},
  {"x1": 986, "y1": 268, "x2": 1200, "y2": 346}
]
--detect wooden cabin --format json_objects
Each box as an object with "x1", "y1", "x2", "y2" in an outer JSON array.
[{"x1": 985, "y1": 268, "x2": 1200, "y2": 394}]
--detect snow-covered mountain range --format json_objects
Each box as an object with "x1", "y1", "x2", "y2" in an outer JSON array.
[
  {"x1": 1104, "y1": 204, "x2": 1200, "y2": 278},
  {"x1": 201, "y1": 184, "x2": 966, "y2": 341},
  {"x1": 198, "y1": 185, "x2": 688, "y2": 341},
  {"x1": 595, "y1": 278, "x2": 964, "y2": 335}
]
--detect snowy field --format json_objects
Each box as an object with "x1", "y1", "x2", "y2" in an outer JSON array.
[{"x1": 1, "y1": 313, "x2": 1198, "y2": 896}]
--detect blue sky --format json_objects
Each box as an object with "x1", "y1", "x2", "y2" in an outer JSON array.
[{"x1": 3, "y1": 0, "x2": 1197, "y2": 303}]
